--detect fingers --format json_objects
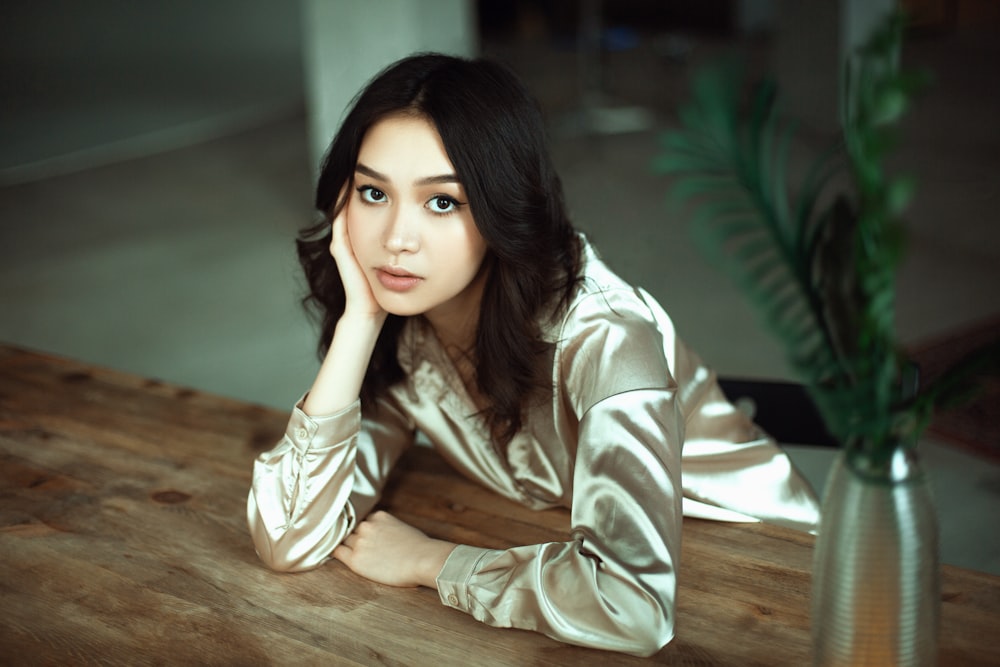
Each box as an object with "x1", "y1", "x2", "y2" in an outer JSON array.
[
  {"x1": 332, "y1": 543, "x2": 350, "y2": 565},
  {"x1": 332, "y1": 526, "x2": 357, "y2": 564},
  {"x1": 345, "y1": 512, "x2": 388, "y2": 538},
  {"x1": 331, "y1": 520, "x2": 365, "y2": 568},
  {"x1": 328, "y1": 206, "x2": 350, "y2": 260},
  {"x1": 327, "y1": 204, "x2": 386, "y2": 320},
  {"x1": 327, "y1": 197, "x2": 362, "y2": 280},
  {"x1": 328, "y1": 184, "x2": 351, "y2": 258},
  {"x1": 333, "y1": 512, "x2": 390, "y2": 560},
  {"x1": 330, "y1": 512, "x2": 437, "y2": 588}
]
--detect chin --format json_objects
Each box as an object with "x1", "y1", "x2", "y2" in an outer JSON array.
[{"x1": 376, "y1": 297, "x2": 426, "y2": 318}]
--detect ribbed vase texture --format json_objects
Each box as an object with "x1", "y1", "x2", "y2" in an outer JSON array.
[{"x1": 811, "y1": 447, "x2": 940, "y2": 666}]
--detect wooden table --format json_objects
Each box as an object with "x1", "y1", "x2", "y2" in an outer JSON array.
[{"x1": 1, "y1": 344, "x2": 998, "y2": 666}]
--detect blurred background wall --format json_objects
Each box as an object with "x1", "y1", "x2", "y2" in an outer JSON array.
[
  {"x1": 2, "y1": 0, "x2": 997, "y2": 405},
  {"x1": 0, "y1": 0, "x2": 898, "y2": 184},
  {"x1": 1, "y1": 0, "x2": 304, "y2": 184},
  {"x1": 1, "y1": 0, "x2": 999, "y2": 574}
]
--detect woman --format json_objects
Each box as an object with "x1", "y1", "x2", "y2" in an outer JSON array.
[{"x1": 247, "y1": 53, "x2": 819, "y2": 656}]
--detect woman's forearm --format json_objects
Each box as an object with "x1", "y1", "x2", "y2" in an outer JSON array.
[{"x1": 303, "y1": 313, "x2": 386, "y2": 416}]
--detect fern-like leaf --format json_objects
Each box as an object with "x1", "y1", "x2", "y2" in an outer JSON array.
[
  {"x1": 652, "y1": 12, "x2": 950, "y2": 454},
  {"x1": 656, "y1": 62, "x2": 853, "y2": 438}
]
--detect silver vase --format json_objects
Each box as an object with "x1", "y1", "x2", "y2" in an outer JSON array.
[{"x1": 811, "y1": 443, "x2": 940, "y2": 666}]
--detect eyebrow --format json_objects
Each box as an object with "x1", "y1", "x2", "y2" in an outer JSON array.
[{"x1": 355, "y1": 162, "x2": 460, "y2": 187}]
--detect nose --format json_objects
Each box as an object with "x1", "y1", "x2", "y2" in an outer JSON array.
[{"x1": 383, "y1": 205, "x2": 420, "y2": 255}]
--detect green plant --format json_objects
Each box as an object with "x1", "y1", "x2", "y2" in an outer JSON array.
[{"x1": 655, "y1": 13, "x2": 997, "y2": 462}]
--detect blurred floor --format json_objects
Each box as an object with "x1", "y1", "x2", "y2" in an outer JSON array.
[{"x1": 1, "y1": 23, "x2": 997, "y2": 574}]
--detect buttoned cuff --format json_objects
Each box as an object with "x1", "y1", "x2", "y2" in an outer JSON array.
[
  {"x1": 436, "y1": 544, "x2": 502, "y2": 612},
  {"x1": 284, "y1": 395, "x2": 360, "y2": 452}
]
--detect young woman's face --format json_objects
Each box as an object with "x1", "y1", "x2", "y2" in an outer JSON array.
[{"x1": 346, "y1": 114, "x2": 488, "y2": 322}]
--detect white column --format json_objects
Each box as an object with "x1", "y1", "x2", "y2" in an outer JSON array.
[{"x1": 301, "y1": 0, "x2": 477, "y2": 170}]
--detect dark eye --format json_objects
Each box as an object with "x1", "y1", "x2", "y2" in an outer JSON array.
[
  {"x1": 358, "y1": 186, "x2": 386, "y2": 204},
  {"x1": 429, "y1": 196, "x2": 457, "y2": 214}
]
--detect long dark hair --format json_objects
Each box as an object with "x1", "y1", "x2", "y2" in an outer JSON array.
[{"x1": 297, "y1": 52, "x2": 581, "y2": 445}]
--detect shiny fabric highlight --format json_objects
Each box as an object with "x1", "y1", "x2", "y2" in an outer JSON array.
[{"x1": 248, "y1": 239, "x2": 820, "y2": 656}]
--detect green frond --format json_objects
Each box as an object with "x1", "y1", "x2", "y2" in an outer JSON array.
[
  {"x1": 797, "y1": 145, "x2": 848, "y2": 252},
  {"x1": 769, "y1": 121, "x2": 796, "y2": 235},
  {"x1": 657, "y1": 66, "x2": 840, "y2": 388},
  {"x1": 652, "y1": 12, "x2": 951, "y2": 450}
]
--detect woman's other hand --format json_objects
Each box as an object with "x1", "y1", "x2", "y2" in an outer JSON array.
[{"x1": 333, "y1": 511, "x2": 457, "y2": 588}]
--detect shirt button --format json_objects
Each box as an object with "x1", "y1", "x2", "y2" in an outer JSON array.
[
  {"x1": 295, "y1": 427, "x2": 309, "y2": 440},
  {"x1": 447, "y1": 594, "x2": 459, "y2": 606}
]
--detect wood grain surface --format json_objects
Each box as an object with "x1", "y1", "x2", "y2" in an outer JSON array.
[{"x1": 1, "y1": 344, "x2": 997, "y2": 666}]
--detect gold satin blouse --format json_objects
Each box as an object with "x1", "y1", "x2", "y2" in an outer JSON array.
[{"x1": 247, "y1": 240, "x2": 820, "y2": 656}]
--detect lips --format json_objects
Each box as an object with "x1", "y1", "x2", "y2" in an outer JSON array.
[{"x1": 375, "y1": 266, "x2": 423, "y2": 292}]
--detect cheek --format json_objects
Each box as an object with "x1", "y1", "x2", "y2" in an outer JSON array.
[
  {"x1": 460, "y1": 228, "x2": 487, "y2": 273},
  {"x1": 464, "y1": 245, "x2": 487, "y2": 275},
  {"x1": 345, "y1": 209, "x2": 373, "y2": 254},
  {"x1": 441, "y1": 230, "x2": 481, "y2": 272}
]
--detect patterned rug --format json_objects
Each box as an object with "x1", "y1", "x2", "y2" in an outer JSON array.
[{"x1": 909, "y1": 315, "x2": 1000, "y2": 462}]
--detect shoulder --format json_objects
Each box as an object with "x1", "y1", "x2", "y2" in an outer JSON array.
[
  {"x1": 556, "y1": 238, "x2": 669, "y2": 346},
  {"x1": 552, "y1": 240, "x2": 677, "y2": 415}
]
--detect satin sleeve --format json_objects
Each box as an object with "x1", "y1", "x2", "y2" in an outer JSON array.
[
  {"x1": 436, "y1": 389, "x2": 681, "y2": 657},
  {"x1": 436, "y1": 291, "x2": 683, "y2": 656},
  {"x1": 678, "y1": 377, "x2": 820, "y2": 532},
  {"x1": 247, "y1": 394, "x2": 414, "y2": 572},
  {"x1": 635, "y1": 287, "x2": 821, "y2": 532}
]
